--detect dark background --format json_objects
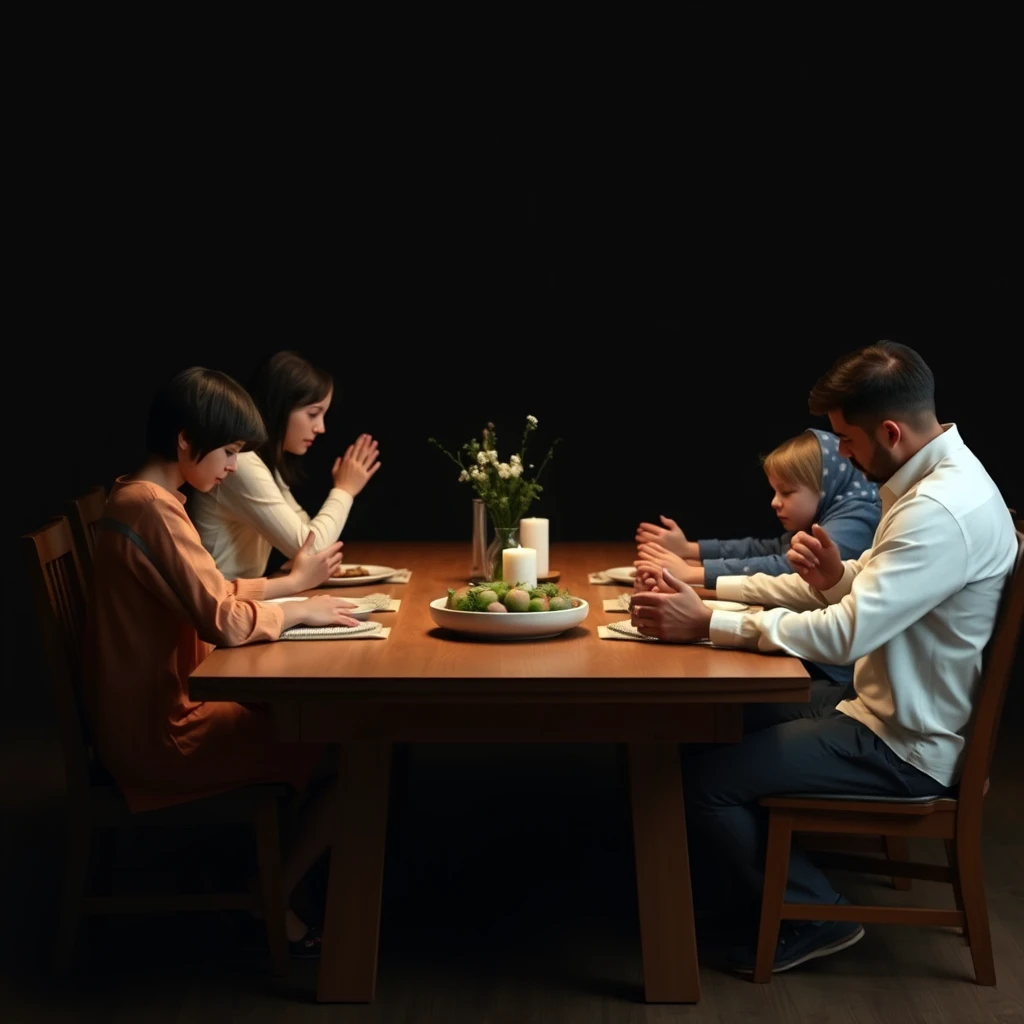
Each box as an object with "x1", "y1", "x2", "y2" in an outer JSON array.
[
  {"x1": 2, "y1": 17, "x2": 1022, "y2": 1016},
  {"x1": 6, "y1": 14, "x2": 1019, "y2": 725}
]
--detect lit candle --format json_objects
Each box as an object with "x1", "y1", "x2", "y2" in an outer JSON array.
[
  {"x1": 519, "y1": 517, "x2": 549, "y2": 576},
  {"x1": 503, "y1": 546, "x2": 537, "y2": 588}
]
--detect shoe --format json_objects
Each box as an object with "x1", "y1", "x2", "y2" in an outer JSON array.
[
  {"x1": 730, "y1": 918, "x2": 865, "y2": 974},
  {"x1": 289, "y1": 925, "x2": 323, "y2": 959}
]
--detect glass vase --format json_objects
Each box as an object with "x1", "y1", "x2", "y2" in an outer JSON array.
[
  {"x1": 485, "y1": 525, "x2": 520, "y2": 582},
  {"x1": 470, "y1": 498, "x2": 489, "y2": 582}
]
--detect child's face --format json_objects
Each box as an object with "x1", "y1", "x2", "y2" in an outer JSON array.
[
  {"x1": 181, "y1": 438, "x2": 244, "y2": 492},
  {"x1": 768, "y1": 476, "x2": 819, "y2": 533},
  {"x1": 284, "y1": 389, "x2": 333, "y2": 456}
]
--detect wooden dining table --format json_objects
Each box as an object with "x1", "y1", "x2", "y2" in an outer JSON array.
[{"x1": 189, "y1": 540, "x2": 810, "y2": 1004}]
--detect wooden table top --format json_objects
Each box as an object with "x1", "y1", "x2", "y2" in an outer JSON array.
[{"x1": 189, "y1": 540, "x2": 809, "y2": 702}]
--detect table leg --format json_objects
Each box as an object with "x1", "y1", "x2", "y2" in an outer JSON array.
[
  {"x1": 317, "y1": 741, "x2": 393, "y2": 1003},
  {"x1": 627, "y1": 742, "x2": 700, "y2": 1003}
]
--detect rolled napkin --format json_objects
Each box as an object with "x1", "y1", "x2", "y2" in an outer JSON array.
[
  {"x1": 603, "y1": 596, "x2": 633, "y2": 612},
  {"x1": 384, "y1": 568, "x2": 412, "y2": 583}
]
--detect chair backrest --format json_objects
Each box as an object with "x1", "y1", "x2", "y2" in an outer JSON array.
[
  {"x1": 958, "y1": 520, "x2": 1024, "y2": 802},
  {"x1": 67, "y1": 484, "x2": 108, "y2": 584},
  {"x1": 21, "y1": 516, "x2": 92, "y2": 804}
]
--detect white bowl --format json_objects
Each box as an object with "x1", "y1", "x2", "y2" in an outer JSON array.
[{"x1": 428, "y1": 597, "x2": 590, "y2": 640}]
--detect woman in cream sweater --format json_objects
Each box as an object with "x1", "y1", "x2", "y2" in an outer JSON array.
[{"x1": 190, "y1": 350, "x2": 381, "y2": 579}]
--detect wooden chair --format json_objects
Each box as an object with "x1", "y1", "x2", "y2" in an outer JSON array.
[
  {"x1": 67, "y1": 484, "x2": 107, "y2": 585},
  {"x1": 21, "y1": 516, "x2": 291, "y2": 977},
  {"x1": 797, "y1": 832, "x2": 913, "y2": 891},
  {"x1": 752, "y1": 520, "x2": 1024, "y2": 985}
]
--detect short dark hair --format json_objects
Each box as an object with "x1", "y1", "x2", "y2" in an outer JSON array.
[
  {"x1": 808, "y1": 341, "x2": 936, "y2": 427},
  {"x1": 248, "y1": 350, "x2": 334, "y2": 487},
  {"x1": 146, "y1": 367, "x2": 266, "y2": 461}
]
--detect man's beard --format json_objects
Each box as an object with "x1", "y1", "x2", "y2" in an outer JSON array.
[{"x1": 851, "y1": 444, "x2": 900, "y2": 484}]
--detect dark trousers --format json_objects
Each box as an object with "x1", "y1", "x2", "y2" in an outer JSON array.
[{"x1": 684, "y1": 681, "x2": 949, "y2": 911}]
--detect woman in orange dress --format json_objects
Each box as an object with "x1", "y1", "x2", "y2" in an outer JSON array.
[{"x1": 84, "y1": 366, "x2": 362, "y2": 955}]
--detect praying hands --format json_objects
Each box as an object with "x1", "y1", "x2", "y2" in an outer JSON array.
[
  {"x1": 634, "y1": 541, "x2": 705, "y2": 586},
  {"x1": 630, "y1": 564, "x2": 713, "y2": 642},
  {"x1": 634, "y1": 515, "x2": 700, "y2": 559}
]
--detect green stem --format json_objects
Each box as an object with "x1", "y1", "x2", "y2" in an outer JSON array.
[
  {"x1": 428, "y1": 438, "x2": 468, "y2": 475},
  {"x1": 532, "y1": 440, "x2": 560, "y2": 483}
]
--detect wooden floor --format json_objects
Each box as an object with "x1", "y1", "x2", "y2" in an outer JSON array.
[{"x1": 2, "y1": 700, "x2": 1022, "y2": 1024}]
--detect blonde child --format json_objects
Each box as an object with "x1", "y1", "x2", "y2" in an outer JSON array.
[{"x1": 636, "y1": 428, "x2": 881, "y2": 682}]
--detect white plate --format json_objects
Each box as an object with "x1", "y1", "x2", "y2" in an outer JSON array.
[
  {"x1": 602, "y1": 566, "x2": 637, "y2": 584},
  {"x1": 321, "y1": 565, "x2": 397, "y2": 586},
  {"x1": 428, "y1": 597, "x2": 590, "y2": 640},
  {"x1": 266, "y1": 595, "x2": 384, "y2": 620}
]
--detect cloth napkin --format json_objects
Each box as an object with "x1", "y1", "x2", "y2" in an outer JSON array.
[
  {"x1": 280, "y1": 621, "x2": 390, "y2": 641},
  {"x1": 597, "y1": 620, "x2": 658, "y2": 641},
  {"x1": 384, "y1": 569, "x2": 412, "y2": 583},
  {"x1": 588, "y1": 571, "x2": 632, "y2": 585},
  {"x1": 598, "y1": 620, "x2": 713, "y2": 645}
]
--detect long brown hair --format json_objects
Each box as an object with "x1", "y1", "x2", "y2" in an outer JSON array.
[{"x1": 248, "y1": 351, "x2": 333, "y2": 487}]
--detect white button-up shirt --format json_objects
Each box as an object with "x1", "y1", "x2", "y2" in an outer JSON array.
[{"x1": 713, "y1": 424, "x2": 1016, "y2": 786}]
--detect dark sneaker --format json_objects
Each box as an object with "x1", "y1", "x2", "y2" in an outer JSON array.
[{"x1": 730, "y1": 918, "x2": 865, "y2": 974}]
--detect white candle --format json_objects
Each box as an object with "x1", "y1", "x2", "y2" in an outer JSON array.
[
  {"x1": 503, "y1": 546, "x2": 537, "y2": 588},
  {"x1": 519, "y1": 517, "x2": 549, "y2": 576}
]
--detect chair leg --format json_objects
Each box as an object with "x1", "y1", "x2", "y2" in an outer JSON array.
[
  {"x1": 753, "y1": 812, "x2": 793, "y2": 983},
  {"x1": 53, "y1": 816, "x2": 93, "y2": 976},
  {"x1": 952, "y1": 832, "x2": 996, "y2": 985},
  {"x1": 884, "y1": 835, "x2": 912, "y2": 891},
  {"x1": 254, "y1": 799, "x2": 289, "y2": 979},
  {"x1": 944, "y1": 839, "x2": 969, "y2": 944}
]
